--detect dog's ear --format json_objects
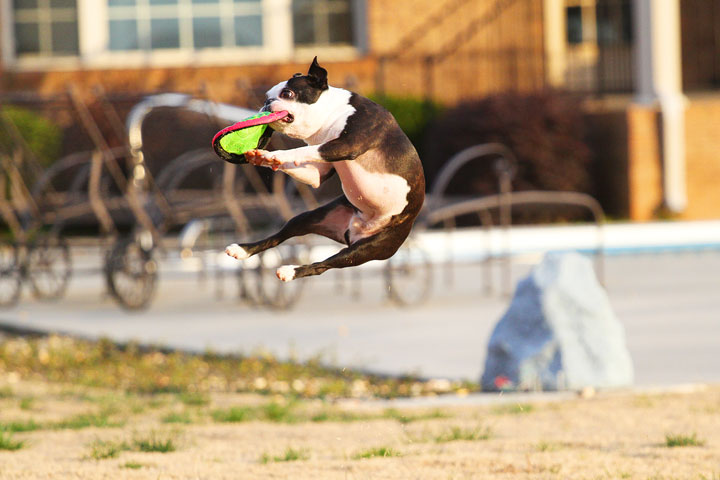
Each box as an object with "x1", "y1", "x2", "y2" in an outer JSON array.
[{"x1": 307, "y1": 57, "x2": 328, "y2": 90}]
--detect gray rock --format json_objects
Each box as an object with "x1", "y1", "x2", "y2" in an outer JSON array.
[{"x1": 480, "y1": 252, "x2": 633, "y2": 391}]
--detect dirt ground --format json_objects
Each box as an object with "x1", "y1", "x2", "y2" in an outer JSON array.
[{"x1": 0, "y1": 380, "x2": 719, "y2": 480}]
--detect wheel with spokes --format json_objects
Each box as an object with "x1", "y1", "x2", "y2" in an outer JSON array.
[
  {"x1": 0, "y1": 241, "x2": 22, "y2": 307},
  {"x1": 105, "y1": 236, "x2": 158, "y2": 311},
  {"x1": 385, "y1": 240, "x2": 433, "y2": 306},
  {"x1": 257, "y1": 244, "x2": 307, "y2": 310},
  {"x1": 26, "y1": 235, "x2": 72, "y2": 301},
  {"x1": 237, "y1": 254, "x2": 264, "y2": 307}
]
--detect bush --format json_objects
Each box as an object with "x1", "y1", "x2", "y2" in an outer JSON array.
[
  {"x1": 0, "y1": 107, "x2": 63, "y2": 168},
  {"x1": 422, "y1": 91, "x2": 593, "y2": 199},
  {"x1": 369, "y1": 95, "x2": 443, "y2": 152}
]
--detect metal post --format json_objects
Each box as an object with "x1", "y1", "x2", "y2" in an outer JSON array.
[
  {"x1": 496, "y1": 160, "x2": 513, "y2": 297},
  {"x1": 376, "y1": 56, "x2": 387, "y2": 96},
  {"x1": 424, "y1": 56, "x2": 435, "y2": 102}
]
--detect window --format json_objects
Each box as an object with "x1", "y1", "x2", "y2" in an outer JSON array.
[
  {"x1": 4, "y1": 0, "x2": 363, "y2": 68},
  {"x1": 566, "y1": 6, "x2": 583, "y2": 44},
  {"x1": 595, "y1": 0, "x2": 632, "y2": 46},
  {"x1": 106, "y1": 0, "x2": 263, "y2": 51},
  {"x1": 12, "y1": 0, "x2": 79, "y2": 57},
  {"x1": 561, "y1": 0, "x2": 633, "y2": 93},
  {"x1": 293, "y1": 0, "x2": 353, "y2": 46}
]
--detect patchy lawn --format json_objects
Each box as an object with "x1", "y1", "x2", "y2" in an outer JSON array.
[
  {"x1": 0, "y1": 335, "x2": 719, "y2": 479},
  {"x1": 0, "y1": 334, "x2": 473, "y2": 398}
]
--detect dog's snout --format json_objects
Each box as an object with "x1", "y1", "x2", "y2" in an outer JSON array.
[{"x1": 261, "y1": 98, "x2": 275, "y2": 112}]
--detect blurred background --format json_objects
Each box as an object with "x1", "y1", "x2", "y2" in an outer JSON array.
[{"x1": 0, "y1": 0, "x2": 719, "y2": 387}]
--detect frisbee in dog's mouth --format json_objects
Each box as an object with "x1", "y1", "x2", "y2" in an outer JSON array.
[{"x1": 212, "y1": 110, "x2": 289, "y2": 164}]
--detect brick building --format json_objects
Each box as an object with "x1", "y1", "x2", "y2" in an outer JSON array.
[{"x1": 1, "y1": 0, "x2": 719, "y2": 220}]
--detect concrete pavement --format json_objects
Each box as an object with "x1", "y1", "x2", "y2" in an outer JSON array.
[{"x1": 1, "y1": 234, "x2": 719, "y2": 386}]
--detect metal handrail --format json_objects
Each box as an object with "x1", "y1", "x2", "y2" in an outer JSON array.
[
  {"x1": 429, "y1": 142, "x2": 517, "y2": 199},
  {"x1": 125, "y1": 93, "x2": 256, "y2": 167},
  {"x1": 422, "y1": 142, "x2": 606, "y2": 295},
  {"x1": 423, "y1": 190, "x2": 606, "y2": 290}
]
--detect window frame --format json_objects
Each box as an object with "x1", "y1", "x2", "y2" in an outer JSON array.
[
  {"x1": 1, "y1": 0, "x2": 366, "y2": 71},
  {"x1": 10, "y1": 0, "x2": 80, "y2": 58},
  {"x1": 563, "y1": 0, "x2": 597, "y2": 46}
]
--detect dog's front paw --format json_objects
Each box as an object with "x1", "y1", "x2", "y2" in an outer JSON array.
[
  {"x1": 225, "y1": 243, "x2": 250, "y2": 260},
  {"x1": 245, "y1": 149, "x2": 283, "y2": 171},
  {"x1": 276, "y1": 265, "x2": 298, "y2": 282}
]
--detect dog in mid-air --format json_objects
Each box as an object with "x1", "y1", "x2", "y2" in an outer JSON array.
[{"x1": 225, "y1": 57, "x2": 425, "y2": 282}]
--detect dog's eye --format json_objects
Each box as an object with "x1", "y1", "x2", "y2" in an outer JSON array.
[{"x1": 280, "y1": 89, "x2": 295, "y2": 100}]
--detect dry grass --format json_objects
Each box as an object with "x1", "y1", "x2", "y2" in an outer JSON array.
[
  {"x1": 665, "y1": 432, "x2": 706, "y2": 448},
  {"x1": 1, "y1": 335, "x2": 720, "y2": 479},
  {"x1": 0, "y1": 377, "x2": 718, "y2": 479},
  {"x1": 0, "y1": 431, "x2": 25, "y2": 451},
  {"x1": 0, "y1": 334, "x2": 474, "y2": 399}
]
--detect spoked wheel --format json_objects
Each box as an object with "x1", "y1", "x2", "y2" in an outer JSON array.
[
  {"x1": 237, "y1": 254, "x2": 264, "y2": 307},
  {"x1": 105, "y1": 236, "x2": 158, "y2": 311},
  {"x1": 385, "y1": 240, "x2": 433, "y2": 306},
  {"x1": 0, "y1": 241, "x2": 22, "y2": 307},
  {"x1": 256, "y1": 244, "x2": 307, "y2": 310},
  {"x1": 26, "y1": 235, "x2": 72, "y2": 301}
]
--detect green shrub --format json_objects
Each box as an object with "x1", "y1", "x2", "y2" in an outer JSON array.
[
  {"x1": 0, "y1": 107, "x2": 62, "y2": 168},
  {"x1": 422, "y1": 91, "x2": 593, "y2": 223},
  {"x1": 369, "y1": 95, "x2": 443, "y2": 151}
]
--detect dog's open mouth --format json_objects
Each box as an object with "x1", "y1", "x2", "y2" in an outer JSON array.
[{"x1": 282, "y1": 113, "x2": 294, "y2": 123}]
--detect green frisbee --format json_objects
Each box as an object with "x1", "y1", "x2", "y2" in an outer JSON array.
[{"x1": 212, "y1": 110, "x2": 289, "y2": 164}]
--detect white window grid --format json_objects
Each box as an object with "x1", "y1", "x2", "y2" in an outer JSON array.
[
  {"x1": 293, "y1": 0, "x2": 353, "y2": 46},
  {"x1": 564, "y1": 0, "x2": 598, "y2": 45},
  {"x1": 106, "y1": 0, "x2": 263, "y2": 51},
  {"x1": 12, "y1": 0, "x2": 78, "y2": 57},
  {"x1": 1, "y1": 0, "x2": 366, "y2": 70}
]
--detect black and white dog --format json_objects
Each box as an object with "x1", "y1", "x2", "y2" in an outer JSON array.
[{"x1": 225, "y1": 58, "x2": 425, "y2": 282}]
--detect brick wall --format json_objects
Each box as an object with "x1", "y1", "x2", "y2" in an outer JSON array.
[
  {"x1": 0, "y1": 0, "x2": 544, "y2": 105},
  {"x1": 593, "y1": 96, "x2": 720, "y2": 221},
  {"x1": 584, "y1": 104, "x2": 663, "y2": 221},
  {"x1": 681, "y1": 0, "x2": 720, "y2": 91},
  {"x1": 584, "y1": 109, "x2": 630, "y2": 218},
  {"x1": 683, "y1": 95, "x2": 720, "y2": 219},
  {"x1": 367, "y1": 0, "x2": 447, "y2": 55},
  {"x1": 626, "y1": 105, "x2": 663, "y2": 221},
  {"x1": 370, "y1": 0, "x2": 546, "y2": 103},
  {"x1": 0, "y1": 4, "x2": 5, "y2": 74},
  {"x1": 0, "y1": 59, "x2": 378, "y2": 108}
]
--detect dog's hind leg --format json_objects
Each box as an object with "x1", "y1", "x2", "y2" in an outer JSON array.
[
  {"x1": 225, "y1": 196, "x2": 355, "y2": 260},
  {"x1": 275, "y1": 220, "x2": 413, "y2": 282}
]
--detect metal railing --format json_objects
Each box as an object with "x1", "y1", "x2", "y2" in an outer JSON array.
[{"x1": 420, "y1": 143, "x2": 606, "y2": 295}]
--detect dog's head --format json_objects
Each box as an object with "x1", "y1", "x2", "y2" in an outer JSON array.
[{"x1": 263, "y1": 57, "x2": 331, "y2": 140}]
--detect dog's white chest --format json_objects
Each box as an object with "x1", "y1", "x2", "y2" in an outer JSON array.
[{"x1": 334, "y1": 152, "x2": 410, "y2": 218}]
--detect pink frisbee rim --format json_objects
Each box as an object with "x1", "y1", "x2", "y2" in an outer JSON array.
[{"x1": 211, "y1": 110, "x2": 289, "y2": 146}]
